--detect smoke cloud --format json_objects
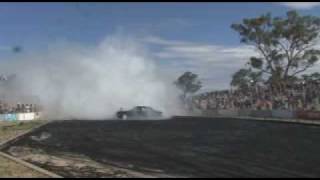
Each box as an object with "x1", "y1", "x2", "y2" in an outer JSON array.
[{"x1": 0, "y1": 35, "x2": 185, "y2": 120}]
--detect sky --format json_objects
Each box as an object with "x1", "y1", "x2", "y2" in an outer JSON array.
[{"x1": 1, "y1": 2, "x2": 320, "y2": 92}]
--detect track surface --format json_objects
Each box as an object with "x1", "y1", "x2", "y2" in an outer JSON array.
[{"x1": 5, "y1": 116, "x2": 320, "y2": 177}]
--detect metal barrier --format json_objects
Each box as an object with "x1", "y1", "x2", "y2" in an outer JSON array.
[
  {"x1": 271, "y1": 110, "x2": 295, "y2": 119},
  {"x1": 4, "y1": 114, "x2": 17, "y2": 121},
  {"x1": 296, "y1": 110, "x2": 320, "y2": 120},
  {"x1": 200, "y1": 109, "x2": 318, "y2": 120},
  {"x1": 0, "y1": 112, "x2": 40, "y2": 121},
  {"x1": 217, "y1": 109, "x2": 239, "y2": 116}
]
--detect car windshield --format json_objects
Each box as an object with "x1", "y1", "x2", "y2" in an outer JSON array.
[{"x1": 131, "y1": 106, "x2": 151, "y2": 111}]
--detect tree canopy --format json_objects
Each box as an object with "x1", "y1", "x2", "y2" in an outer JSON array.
[
  {"x1": 231, "y1": 10, "x2": 320, "y2": 88},
  {"x1": 231, "y1": 68, "x2": 262, "y2": 90},
  {"x1": 302, "y1": 72, "x2": 320, "y2": 83},
  {"x1": 174, "y1": 71, "x2": 202, "y2": 99}
]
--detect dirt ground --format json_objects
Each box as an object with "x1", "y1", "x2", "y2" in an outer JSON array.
[
  {"x1": 0, "y1": 155, "x2": 48, "y2": 178},
  {"x1": 0, "y1": 120, "x2": 48, "y2": 178},
  {"x1": 4, "y1": 117, "x2": 320, "y2": 178}
]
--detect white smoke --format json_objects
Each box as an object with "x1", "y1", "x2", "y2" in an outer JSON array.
[{"x1": 0, "y1": 35, "x2": 185, "y2": 120}]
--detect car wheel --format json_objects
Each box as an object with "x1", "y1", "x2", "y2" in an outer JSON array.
[{"x1": 121, "y1": 114, "x2": 128, "y2": 120}]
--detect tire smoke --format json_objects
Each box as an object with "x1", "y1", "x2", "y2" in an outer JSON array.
[{"x1": 0, "y1": 35, "x2": 184, "y2": 120}]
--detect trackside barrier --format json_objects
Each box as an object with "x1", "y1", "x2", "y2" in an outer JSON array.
[
  {"x1": 0, "y1": 112, "x2": 40, "y2": 121},
  {"x1": 250, "y1": 110, "x2": 273, "y2": 118},
  {"x1": 217, "y1": 109, "x2": 238, "y2": 116},
  {"x1": 200, "y1": 109, "x2": 320, "y2": 120},
  {"x1": 238, "y1": 109, "x2": 251, "y2": 117},
  {"x1": 296, "y1": 110, "x2": 320, "y2": 120},
  {"x1": 271, "y1": 110, "x2": 295, "y2": 119},
  {"x1": 4, "y1": 114, "x2": 17, "y2": 121}
]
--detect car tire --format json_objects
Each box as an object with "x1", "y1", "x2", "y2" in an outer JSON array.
[{"x1": 121, "y1": 114, "x2": 128, "y2": 120}]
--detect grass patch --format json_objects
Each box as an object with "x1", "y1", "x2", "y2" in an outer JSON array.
[
  {"x1": 0, "y1": 120, "x2": 49, "y2": 178},
  {"x1": 0, "y1": 120, "x2": 47, "y2": 143},
  {"x1": 0, "y1": 155, "x2": 48, "y2": 178}
]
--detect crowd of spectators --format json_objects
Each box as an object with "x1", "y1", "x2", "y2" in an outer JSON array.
[
  {"x1": 0, "y1": 101, "x2": 38, "y2": 114},
  {"x1": 191, "y1": 80, "x2": 320, "y2": 112}
]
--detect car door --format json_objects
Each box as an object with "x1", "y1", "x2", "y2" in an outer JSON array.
[
  {"x1": 139, "y1": 107, "x2": 147, "y2": 117},
  {"x1": 145, "y1": 107, "x2": 156, "y2": 117},
  {"x1": 130, "y1": 107, "x2": 143, "y2": 117}
]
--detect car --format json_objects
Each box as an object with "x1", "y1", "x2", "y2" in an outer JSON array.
[{"x1": 116, "y1": 106, "x2": 163, "y2": 120}]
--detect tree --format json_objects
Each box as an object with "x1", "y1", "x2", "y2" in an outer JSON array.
[
  {"x1": 231, "y1": 10, "x2": 320, "y2": 87},
  {"x1": 302, "y1": 72, "x2": 320, "y2": 83},
  {"x1": 231, "y1": 68, "x2": 262, "y2": 90},
  {"x1": 174, "y1": 71, "x2": 202, "y2": 100}
]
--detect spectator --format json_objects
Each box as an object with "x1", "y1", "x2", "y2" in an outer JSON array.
[{"x1": 191, "y1": 80, "x2": 320, "y2": 112}]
